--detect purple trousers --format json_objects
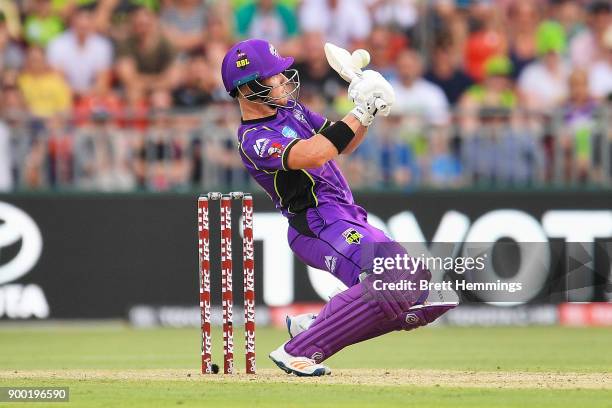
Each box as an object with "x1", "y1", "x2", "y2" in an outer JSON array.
[
  {"x1": 283, "y1": 203, "x2": 441, "y2": 362},
  {"x1": 288, "y1": 203, "x2": 394, "y2": 288}
]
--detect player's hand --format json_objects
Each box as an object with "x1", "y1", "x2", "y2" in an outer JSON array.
[{"x1": 348, "y1": 70, "x2": 395, "y2": 125}]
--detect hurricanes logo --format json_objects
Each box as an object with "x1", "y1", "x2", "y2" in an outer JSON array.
[
  {"x1": 236, "y1": 50, "x2": 250, "y2": 69},
  {"x1": 342, "y1": 228, "x2": 364, "y2": 245}
]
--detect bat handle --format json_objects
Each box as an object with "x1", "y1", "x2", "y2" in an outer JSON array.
[{"x1": 374, "y1": 98, "x2": 387, "y2": 112}]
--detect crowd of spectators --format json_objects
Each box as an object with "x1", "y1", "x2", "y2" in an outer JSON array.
[{"x1": 0, "y1": 0, "x2": 611, "y2": 191}]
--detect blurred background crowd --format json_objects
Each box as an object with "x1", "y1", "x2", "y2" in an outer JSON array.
[{"x1": 0, "y1": 0, "x2": 611, "y2": 192}]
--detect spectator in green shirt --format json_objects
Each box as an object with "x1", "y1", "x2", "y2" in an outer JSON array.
[
  {"x1": 24, "y1": 0, "x2": 64, "y2": 47},
  {"x1": 234, "y1": 0, "x2": 297, "y2": 44}
]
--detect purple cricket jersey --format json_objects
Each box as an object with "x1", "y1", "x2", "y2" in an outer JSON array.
[{"x1": 237, "y1": 103, "x2": 364, "y2": 221}]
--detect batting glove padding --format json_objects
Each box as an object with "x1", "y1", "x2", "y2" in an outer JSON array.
[{"x1": 349, "y1": 70, "x2": 395, "y2": 124}]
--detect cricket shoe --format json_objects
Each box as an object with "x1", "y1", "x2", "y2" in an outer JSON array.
[
  {"x1": 269, "y1": 342, "x2": 331, "y2": 377},
  {"x1": 403, "y1": 302, "x2": 458, "y2": 331},
  {"x1": 286, "y1": 313, "x2": 317, "y2": 339}
]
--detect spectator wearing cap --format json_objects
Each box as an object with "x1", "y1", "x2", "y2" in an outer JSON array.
[
  {"x1": 460, "y1": 50, "x2": 545, "y2": 186},
  {"x1": 235, "y1": 0, "x2": 298, "y2": 45},
  {"x1": 459, "y1": 55, "x2": 517, "y2": 133},
  {"x1": 390, "y1": 49, "x2": 450, "y2": 127},
  {"x1": 24, "y1": 0, "x2": 64, "y2": 47},
  {"x1": 518, "y1": 21, "x2": 570, "y2": 112},
  {"x1": 460, "y1": 55, "x2": 517, "y2": 110},
  {"x1": 115, "y1": 6, "x2": 182, "y2": 103},
  {"x1": 570, "y1": 0, "x2": 611, "y2": 68},
  {"x1": 17, "y1": 46, "x2": 72, "y2": 118},
  {"x1": 425, "y1": 40, "x2": 473, "y2": 105},
  {"x1": 161, "y1": 0, "x2": 208, "y2": 52},
  {"x1": 299, "y1": 0, "x2": 372, "y2": 49},
  {"x1": 47, "y1": 6, "x2": 113, "y2": 97},
  {"x1": 588, "y1": 24, "x2": 612, "y2": 100}
]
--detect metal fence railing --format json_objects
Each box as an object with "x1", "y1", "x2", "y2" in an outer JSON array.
[{"x1": 1, "y1": 105, "x2": 610, "y2": 192}]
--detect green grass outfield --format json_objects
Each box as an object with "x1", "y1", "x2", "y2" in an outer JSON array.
[{"x1": 0, "y1": 325, "x2": 610, "y2": 407}]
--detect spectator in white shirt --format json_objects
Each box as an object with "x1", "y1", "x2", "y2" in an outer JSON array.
[
  {"x1": 390, "y1": 49, "x2": 450, "y2": 126},
  {"x1": 47, "y1": 6, "x2": 113, "y2": 96},
  {"x1": 366, "y1": 0, "x2": 418, "y2": 33},
  {"x1": 299, "y1": 0, "x2": 372, "y2": 49},
  {"x1": 569, "y1": 1, "x2": 611, "y2": 68},
  {"x1": 518, "y1": 21, "x2": 570, "y2": 112},
  {"x1": 589, "y1": 24, "x2": 612, "y2": 100}
]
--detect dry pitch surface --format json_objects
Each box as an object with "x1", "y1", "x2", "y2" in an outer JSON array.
[{"x1": 2, "y1": 368, "x2": 611, "y2": 390}]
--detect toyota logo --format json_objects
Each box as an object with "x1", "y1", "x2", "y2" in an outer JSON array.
[{"x1": 0, "y1": 202, "x2": 43, "y2": 285}]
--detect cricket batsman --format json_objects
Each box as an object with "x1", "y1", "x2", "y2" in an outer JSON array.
[{"x1": 221, "y1": 39, "x2": 457, "y2": 376}]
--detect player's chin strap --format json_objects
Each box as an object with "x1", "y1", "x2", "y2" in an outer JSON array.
[{"x1": 237, "y1": 69, "x2": 300, "y2": 109}]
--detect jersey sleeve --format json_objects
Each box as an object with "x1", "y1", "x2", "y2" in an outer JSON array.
[
  {"x1": 298, "y1": 103, "x2": 331, "y2": 133},
  {"x1": 239, "y1": 127, "x2": 300, "y2": 172}
]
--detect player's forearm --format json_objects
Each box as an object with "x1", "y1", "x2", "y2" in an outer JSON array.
[
  {"x1": 286, "y1": 134, "x2": 337, "y2": 169},
  {"x1": 341, "y1": 122, "x2": 368, "y2": 155},
  {"x1": 286, "y1": 115, "x2": 365, "y2": 169}
]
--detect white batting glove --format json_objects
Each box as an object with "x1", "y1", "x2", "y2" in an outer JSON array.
[
  {"x1": 350, "y1": 102, "x2": 376, "y2": 127},
  {"x1": 349, "y1": 70, "x2": 395, "y2": 123}
]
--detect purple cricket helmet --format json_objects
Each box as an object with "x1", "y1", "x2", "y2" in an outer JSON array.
[{"x1": 221, "y1": 39, "x2": 299, "y2": 107}]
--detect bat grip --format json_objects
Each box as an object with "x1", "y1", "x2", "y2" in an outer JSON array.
[{"x1": 374, "y1": 98, "x2": 387, "y2": 111}]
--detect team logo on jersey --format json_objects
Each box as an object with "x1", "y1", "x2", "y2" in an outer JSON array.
[
  {"x1": 293, "y1": 110, "x2": 307, "y2": 125},
  {"x1": 235, "y1": 50, "x2": 250, "y2": 69},
  {"x1": 324, "y1": 256, "x2": 337, "y2": 273},
  {"x1": 267, "y1": 142, "x2": 283, "y2": 159},
  {"x1": 342, "y1": 228, "x2": 364, "y2": 245},
  {"x1": 282, "y1": 126, "x2": 298, "y2": 139},
  {"x1": 269, "y1": 44, "x2": 280, "y2": 58},
  {"x1": 253, "y1": 138, "x2": 270, "y2": 157}
]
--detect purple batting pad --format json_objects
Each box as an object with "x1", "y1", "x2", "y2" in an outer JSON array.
[{"x1": 284, "y1": 280, "x2": 385, "y2": 362}]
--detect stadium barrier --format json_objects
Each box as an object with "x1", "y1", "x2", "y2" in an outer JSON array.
[{"x1": 1, "y1": 106, "x2": 610, "y2": 192}]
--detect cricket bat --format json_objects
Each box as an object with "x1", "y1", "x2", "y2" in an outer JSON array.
[{"x1": 324, "y1": 42, "x2": 388, "y2": 111}]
